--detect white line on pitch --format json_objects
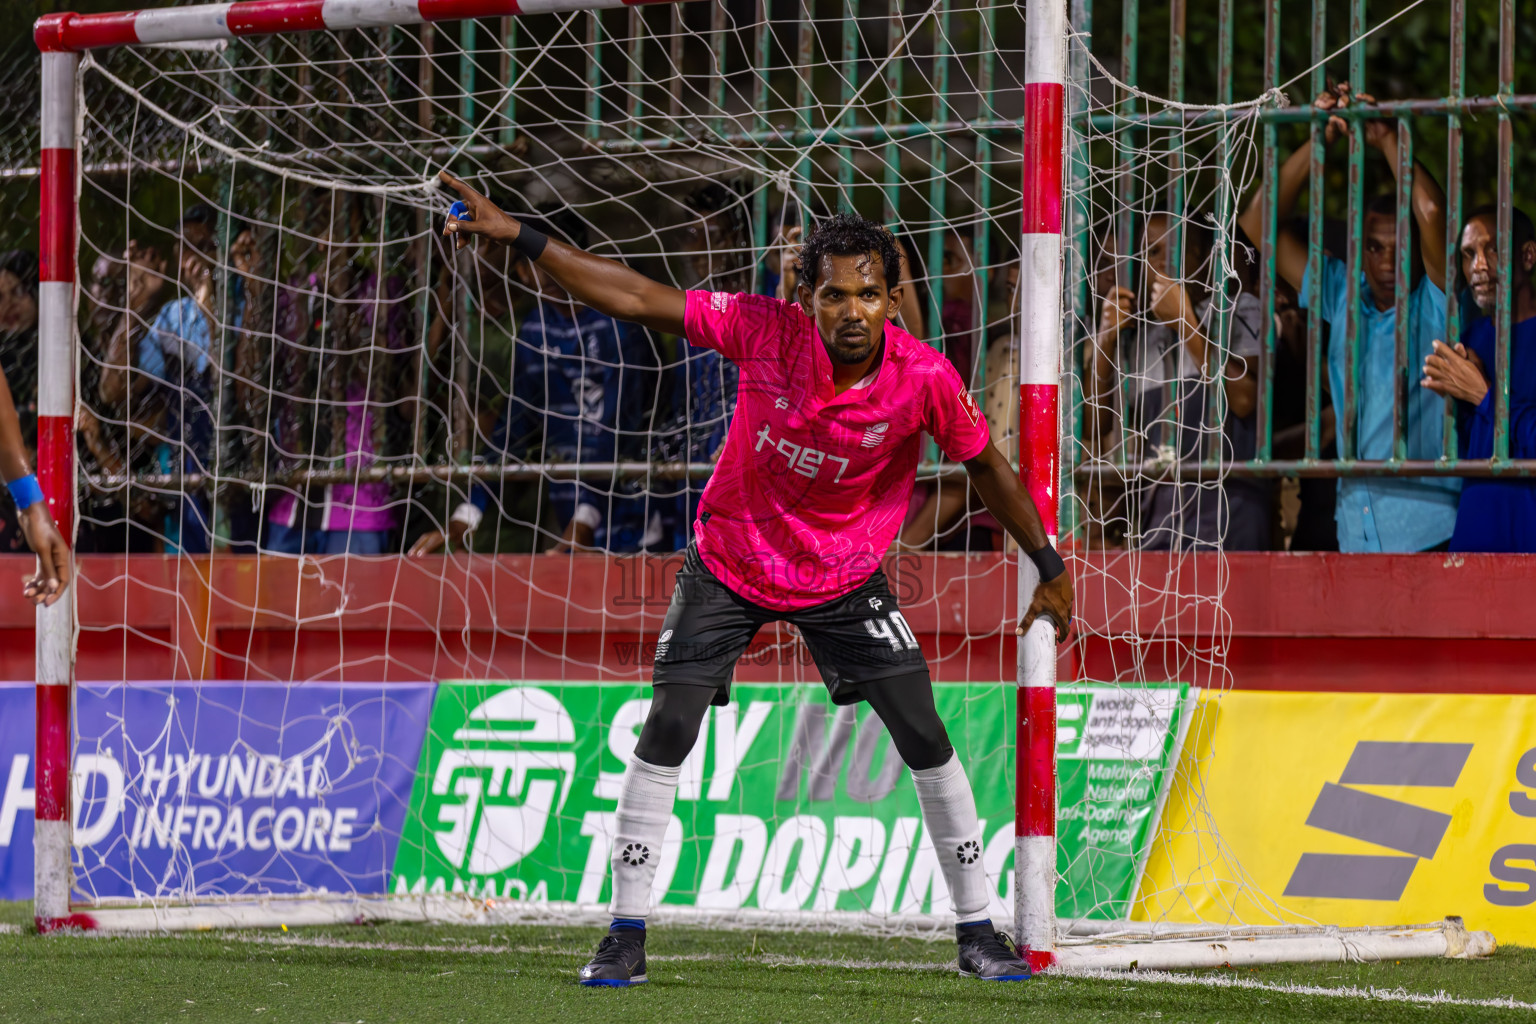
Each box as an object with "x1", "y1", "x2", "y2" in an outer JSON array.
[
  {"x1": 236, "y1": 934, "x2": 956, "y2": 970},
  {"x1": 1057, "y1": 967, "x2": 1536, "y2": 1012},
  {"x1": 229, "y1": 934, "x2": 1532, "y2": 1009}
]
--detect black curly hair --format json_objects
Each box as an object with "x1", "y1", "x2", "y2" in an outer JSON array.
[{"x1": 795, "y1": 212, "x2": 902, "y2": 292}]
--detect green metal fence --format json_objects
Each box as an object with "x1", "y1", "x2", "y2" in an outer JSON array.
[
  {"x1": 3, "y1": 1, "x2": 1534, "y2": 555},
  {"x1": 1071, "y1": 0, "x2": 1536, "y2": 486}
]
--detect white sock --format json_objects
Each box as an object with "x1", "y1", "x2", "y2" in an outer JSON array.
[
  {"x1": 911, "y1": 753, "x2": 992, "y2": 925},
  {"x1": 609, "y1": 756, "x2": 681, "y2": 919}
]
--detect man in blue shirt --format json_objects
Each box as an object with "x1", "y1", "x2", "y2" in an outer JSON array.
[
  {"x1": 1423, "y1": 205, "x2": 1536, "y2": 551},
  {"x1": 134, "y1": 206, "x2": 246, "y2": 554},
  {"x1": 1240, "y1": 85, "x2": 1459, "y2": 551},
  {"x1": 413, "y1": 216, "x2": 663, "y2": 554}
]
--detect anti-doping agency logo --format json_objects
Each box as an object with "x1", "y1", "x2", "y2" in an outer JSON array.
[{"x1": 430, "y1": 687, "x2": 577, "y2": 875}]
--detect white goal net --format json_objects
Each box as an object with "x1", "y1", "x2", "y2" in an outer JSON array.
[{"x1": 38, "y1": 0, "x2": 1455, "y2": 962}]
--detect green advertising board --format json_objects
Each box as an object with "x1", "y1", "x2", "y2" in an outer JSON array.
[
  {"x1": 392, "y1": 680, "x2": 1188, "y2": 921},
  {"x1": 1055, "y1": 682, "x2": 1192, "y2": 920}
]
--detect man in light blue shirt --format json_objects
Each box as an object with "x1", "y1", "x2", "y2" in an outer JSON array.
[
  {"x1": 137, "y1": 207, "x2": 245, "y2": 553},
  {"x1": 1239, "y1": 85, "x2": 1458, "y2": 551}
]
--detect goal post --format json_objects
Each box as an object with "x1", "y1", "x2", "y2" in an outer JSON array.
[
  {"x1": 34, "y1": 42, "x2": 78, "y2": 933},
  {"x1": 1016, "y1": 0, "x2": 1064, "y2": 972},
  {"x1": 25, "y1": 0, "x2": 1497, "y2": 969}
]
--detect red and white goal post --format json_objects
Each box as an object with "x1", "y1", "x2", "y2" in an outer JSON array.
[{"x1": 28, "y1": 0, "x2": 1494, "y2": 969}]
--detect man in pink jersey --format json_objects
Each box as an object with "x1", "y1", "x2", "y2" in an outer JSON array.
[{"x1": 440, "y1": 172, "x2": 1073, "y2": 986}]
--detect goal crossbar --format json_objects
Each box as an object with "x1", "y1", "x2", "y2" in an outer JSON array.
[{"x1": 35, "y1": 0, "x2": 693, "y2": 53}]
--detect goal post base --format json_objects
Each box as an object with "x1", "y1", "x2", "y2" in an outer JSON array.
[
  {"x1": 66, "y1": 902, "x2": 1494, "y2": 975},
  {"x1": 64, "y1": 898, "x2": 495, "y2": 933},
  {"x1": 1049, "y1": 918, "x2": 1496, "y2": 972},
  {"x1": 69, "y1": 900, "x2": 967, "y2": 936}
]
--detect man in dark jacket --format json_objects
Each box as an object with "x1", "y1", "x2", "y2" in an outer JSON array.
[{"x1": 1423, "y1": 205, "x2": 1536, "y2": 552}]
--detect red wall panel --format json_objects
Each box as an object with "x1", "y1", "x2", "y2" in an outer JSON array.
[{"x1": 1, "y1": 552, "x2": 1532, "y2": 692}]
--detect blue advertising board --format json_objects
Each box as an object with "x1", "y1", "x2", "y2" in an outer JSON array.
[
  {"x1": 0, "y1": 683, "x2": 34, "y2": 900},
  {"x1": 0, "y1": 682, "x2": 434, "y2": 902}
]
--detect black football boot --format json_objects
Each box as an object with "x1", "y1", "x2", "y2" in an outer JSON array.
[
  {"x1": 956, "y1": 920, "x2": 1033, "y2": 981},
  {"x1": 578, "y1": 928, "x2": 648, "y2": 987}
]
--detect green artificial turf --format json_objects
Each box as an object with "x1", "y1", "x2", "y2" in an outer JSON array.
[{"x1": 0, "y1": 903, "x2": 1530, "y2": 1023}]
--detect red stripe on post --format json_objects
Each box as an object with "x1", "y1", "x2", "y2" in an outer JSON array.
[
  {"x1": 35, "y1": 682, "x2": 69, "y2": 822},
  {"x1": 1020, "y1": 82, "x2": 1064, "y2": 236},
  {"x1": 1020, "y1": 383, "x2": 1059, "y2": 537},
  {"x1": 1016, "y1": 683, "x2": 1056, "y2": 837},
  {"x1": 39, "y1": 150, "x2": 75, "y2": 285},
  {"x1": 36, "y1": 416, "x2": 74, "y2": 543},
  {"x1": 34, "y1": 12, "x2": 140, "y2": 52},
  {"x1": 420, "y1": 0, "x2": 524, "y2": 18},
  {"x1": 228, "y1": 1, "x2": 328, "y2": 35}
]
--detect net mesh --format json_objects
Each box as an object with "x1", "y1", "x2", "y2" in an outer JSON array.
[
  {"x1": 1060, "y1": 37, "x2": 1274, "y2": 933},
  {"x1": 61, "y1": 1, "x2": 1276, "y2": 936}
]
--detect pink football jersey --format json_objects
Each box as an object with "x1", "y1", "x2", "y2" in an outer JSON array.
[{"x1": 685, "y1": 289, "x2": 991, "y2": 610}]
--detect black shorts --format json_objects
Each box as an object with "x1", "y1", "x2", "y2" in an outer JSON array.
[{"x1": 651, "y1": 543, "x2": 929, "y2": 706}]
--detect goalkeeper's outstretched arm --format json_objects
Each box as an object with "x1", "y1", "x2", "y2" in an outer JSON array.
[{"x1": 439, "y1": 172, "x2": 688, "y2": 337}]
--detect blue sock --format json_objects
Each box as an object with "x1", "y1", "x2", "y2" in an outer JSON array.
[{"x1": 610, "y1": 917, "x2": 646, "y2": 932}]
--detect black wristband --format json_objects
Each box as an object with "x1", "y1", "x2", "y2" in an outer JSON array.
[
  {"x1": 512, "y1": 223, "x2": 548, "y2": 262},
  {"x1": 1027, "y1": 543, "x2": 1067, "y2": 583}
]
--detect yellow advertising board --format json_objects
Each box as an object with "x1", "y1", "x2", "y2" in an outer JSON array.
[{"x1": 1135, "y1": 690, "x2": 1536, "y2": 946}]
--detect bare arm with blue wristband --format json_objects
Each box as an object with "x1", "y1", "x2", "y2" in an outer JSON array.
[
  {"x1": 0, "y1": 368, "x2": 69, "y2": 605},
  {"x1": 7, "y1": 475, "x2": 43, "y2": 510}
]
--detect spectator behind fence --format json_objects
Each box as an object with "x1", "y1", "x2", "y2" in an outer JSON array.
[
  {"x1": 1422, "y1": 205, "x2": 1536, "y2": 551},
  {"x1": 1242, "y1": 84, "x2": 1459, "y2": 552},
  {"x1": 0, "y1": 252, "x2": 38, "y2": 444},
  {"x1": 886, "y1": 232, "x2": 932, "y2": 347},
  {"x1": 664, "y1": 182, "x2": 753, "y2": 469},
  {"x1": 891, "y1": 230, "x2": 978, "y2": 550},
  {"x1": 977, "y1": 260, "x2": 1023, "y2": 551},
  {"x1": 77, "y1": 248, "x2": 163, "y2": 553},
  {"x1": 1252, "y1": 215, "x2": 1342, "y2": 551},
  {"x1": 99, "y1": 205, "x2": 243, "y2": 554},
  {"x1": 900, "y1": 257, "x2": 1020, "y2": 553},
  {"x1": 408, "y1": 239, "x2": 545, "y2": 555},
  {"x1": 651, "y1": 182, "x2": 762, "y2": 551},
  {"x1": 940, "y1": 231, "x2": 980, "y2": 388},
  {"x1": 893, "y1": 234, "x2": 974, "y2": 551},
  {"x1": 1091, "y1": 212, "x2": 1268, "y2": 550},
  {"x1": 263, "y1": 210, "x2": 409, "y2": 556},
  {"x1": 411, "y1": 213, "x2": 661, "y2": 555}
]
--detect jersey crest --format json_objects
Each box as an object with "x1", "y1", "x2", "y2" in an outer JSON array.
[
  {"x1": 958, "y1": 385, "x2": 981, "y2": 426},
  {"x1": 860, "y1": 421, "x2": 890, "y2": 447}
]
